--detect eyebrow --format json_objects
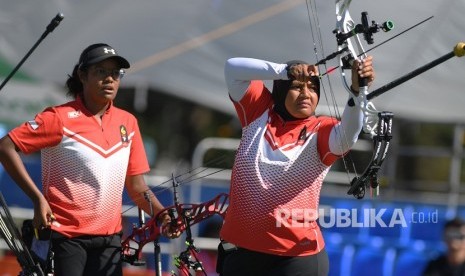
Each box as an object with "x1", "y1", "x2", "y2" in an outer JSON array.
[{"x1": 291, "y1": 80, "x2": 318, "y2": 87}]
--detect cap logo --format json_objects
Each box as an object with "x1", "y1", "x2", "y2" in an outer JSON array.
[{"x1": 103, "y1": 47, "x2": 116, "y2": 55}]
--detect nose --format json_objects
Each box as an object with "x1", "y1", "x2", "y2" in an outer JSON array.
[{"x1": 300, "y1": 85, "x2": 313, "y2": 98}]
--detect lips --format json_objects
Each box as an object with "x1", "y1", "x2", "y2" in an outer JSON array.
[
  {"x1": 297, "y1": 101, "x2": 312, "y2": 108},
  {"x1": 102, "y1": 86, "x2": 114, "y2": 93}
]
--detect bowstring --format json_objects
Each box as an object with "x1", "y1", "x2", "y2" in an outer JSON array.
[
  {"x1": 122, "y1": 154, "x2": 230, "y2": 215},
  {"x1": 305, "y1": 0, "x2": 359, "y2": 183}
]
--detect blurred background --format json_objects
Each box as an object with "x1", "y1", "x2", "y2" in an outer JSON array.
[{"x1": 0, "y1": 0, "x2": 464, "y2": 275}]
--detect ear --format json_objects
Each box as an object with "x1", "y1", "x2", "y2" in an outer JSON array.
[{"x1": 77, "y1": 68, "x2": 87, "y2": 83}]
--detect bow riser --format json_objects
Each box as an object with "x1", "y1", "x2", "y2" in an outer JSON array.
[{"x1": 121, "y1": 193, "x2": 229, "y2": 267}]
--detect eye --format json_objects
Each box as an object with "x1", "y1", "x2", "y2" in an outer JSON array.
[
  {"x1": 289, "y1": 85, "x2": 302, "y2": 91},
  {"x1": 95, "y1": 68, "x2": 107, "y2": 77},
  {"x1": 93, "y1": 67, "x2": 125, "y2": 79}
]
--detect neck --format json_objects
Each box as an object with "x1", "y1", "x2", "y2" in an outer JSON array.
[{"x1": 83, "y1": 98, "x2": 110, "y2": 117}]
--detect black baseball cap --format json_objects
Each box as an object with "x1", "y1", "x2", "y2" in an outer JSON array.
[{"x1": 78, "y1": 43, "x2": 130, "y2": 69}]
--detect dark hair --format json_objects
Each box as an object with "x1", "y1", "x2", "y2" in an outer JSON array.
[
  {"x1": 65, "y1": 64, "x2": 83, "y2": 99},
  {"x1": 65, "y1": 43, "x2": 111, "y2": 99},
  {"x1": 445, "y1": 217, "x2": 465, "y2": 229}
]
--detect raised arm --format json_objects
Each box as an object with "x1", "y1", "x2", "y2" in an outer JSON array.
[{"x1": 224, "y1": 57, "x2": 288, "y2": 102}]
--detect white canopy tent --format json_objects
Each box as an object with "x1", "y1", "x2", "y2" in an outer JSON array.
[{"x1": 0, "y1": 0, "x2": 463, "y2": 124}]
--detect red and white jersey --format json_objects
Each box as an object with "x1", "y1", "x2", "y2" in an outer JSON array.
[
  {"x1": 9, "y1": 98, "x2": 149, "y2": 238},
  {"x1": 220, "y1": 80, "x2": 341, "y2": 256}
]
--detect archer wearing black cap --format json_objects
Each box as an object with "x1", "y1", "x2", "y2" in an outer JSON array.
[
  {"x1": 78, "y1": 43, "x2": 130, "y2": 69},
  {"x1": 66, "y1": 43, "x2": 130, "y2": 101},
  {"x1": 217, "y1": 56, "x2": 375, "y2": 276},
  {"x1": 0, "y1": 43, "x2": 180, "y2": 276}
]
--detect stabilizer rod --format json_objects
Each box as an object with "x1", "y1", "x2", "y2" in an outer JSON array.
[
  {"x1": 0, "y1": 13, "x2": 64, "y2": 92},
  {"x1": 348, "y1": 42, "x2": 465, "y2": 105}
]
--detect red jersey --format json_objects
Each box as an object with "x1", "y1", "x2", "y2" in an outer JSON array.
[
  {"x1": 9, "y1": 98, "x2": 149, "y2": 237},
  {"x1": 220, "y1": 80, "x2": 340, "y2": 256}
]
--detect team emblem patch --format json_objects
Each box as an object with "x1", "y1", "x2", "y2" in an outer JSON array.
[{"x1": 120, "y1": 125, "x2": 129, "y2": 145}]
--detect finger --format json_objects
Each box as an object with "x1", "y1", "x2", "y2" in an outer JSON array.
[
  {"x1": 307, "y1": 65, "x2": 318, "y2": 77},
  {"x1": 169, "y1": 231, "x2": 181, "y2": 239},
  {"x1": 40, "y1": 217, "x2": 49, "y2": 227},
  {"x1": 358, "y1": 68, "x2": 371, "y2": 77},
  {"x1": 46, "y1": 214, "x2": 55, "y2": 226},
  {"x1": 369, "y1": 72, "x2": 376, "y2": 82},
  {"x1": 363, "y1": 57, "x2": 373, "y2": 68}
]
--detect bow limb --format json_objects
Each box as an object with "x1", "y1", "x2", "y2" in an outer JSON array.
[
  {"x1": 167, "y1": 192, "x2": 228, "y2": 276},
  {"x1": 0, "y1": 192, "x2": 46, "y2": 275},
  {"x1": 121, "y1": 214, "x2": 163, "y2": 265},
  {"x1": 335, "y1": 0, "x2": 367, "y2": 94},
  {"x1": 335, "y1": 1, "x2": 380, "y2": 137}
]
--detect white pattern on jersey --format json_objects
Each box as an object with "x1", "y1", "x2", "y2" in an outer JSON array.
[
  {"x1": 41, "y1": 130, "x2": 132, "y2": 235},
  {"x1": 221, "y1": 110, "x2": 329, "y2": 256},
  {"x1": 221, "y1": 57, "x2": 365, "y2": 256},
  {"x1": 8, "y1": 98, "x2": 150, "y2": 238}
]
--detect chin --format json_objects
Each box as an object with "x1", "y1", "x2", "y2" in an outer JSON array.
[
  {"x1": 294, "y1": 113, "x2": 311, "y2": 119},
  {"x1": 295, "y1": 110, "x2": 313, "y2": 119},
  {"x1": 102, "y1": 94, "x2": 116, "y2": 100}
]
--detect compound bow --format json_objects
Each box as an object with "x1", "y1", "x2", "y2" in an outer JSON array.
[
  {"x1": 0, "y1": 192, "x2": 47, "y2": 276},
  {"x1": 307, "y1": 0, "x2": 394, "y2": 199},
  {"x1": 309, "y1": 0, "x2": 464, "y2": 199},
  {"x1": 121, "y1": 173, "x2": 228, "y2": 276}
]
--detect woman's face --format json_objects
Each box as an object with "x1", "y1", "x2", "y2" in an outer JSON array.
[
  {"x1": 284, "y1": 79, "x2": 319, "y2": 119},
  {"x1": 445, "y1": 226, "x2": 465, "y2": 252},
  {"x1": 80, "y1": 58, "x2": 123, "y2": 107}
]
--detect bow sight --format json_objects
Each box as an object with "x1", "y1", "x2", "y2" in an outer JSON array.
[
  {"x1": 334, "y1": 11, "x2": 393, "y2": 46},
  {"x1": 316, "y1": 11, "x2": 394, "y2": 69},
  {"x1": 334, "y1": 11, "x2": 393, "y2": 69}
]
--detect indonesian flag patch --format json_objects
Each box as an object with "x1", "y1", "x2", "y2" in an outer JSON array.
[{"x1": 27, "y1": 120, "x2": 39, "y2": 130}]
